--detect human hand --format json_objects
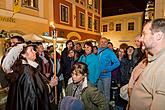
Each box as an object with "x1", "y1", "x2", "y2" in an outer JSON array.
[{"x1": 49, "y1": 76, "x2": 58, "y2": 87}]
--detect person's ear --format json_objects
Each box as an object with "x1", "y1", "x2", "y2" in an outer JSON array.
[{"x1": 155, "y1": 32, "x2": 163, "y2": 41}]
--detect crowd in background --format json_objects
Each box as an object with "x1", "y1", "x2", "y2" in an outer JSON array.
[{"x1": 1, "y1": 18, "x2": 165, "y2": 110}]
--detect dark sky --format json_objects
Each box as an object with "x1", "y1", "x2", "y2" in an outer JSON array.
[{"x1": 102, "y1": 0, "x2": 148, "y2": 17}]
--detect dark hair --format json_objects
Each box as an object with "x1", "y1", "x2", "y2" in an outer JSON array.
[
  {"x1": 93, "y1": 46, "x2": 98, "y2": 50},
  {"x1": 35, "y1": 42, "x2": 43, "y2": 46},
  {"x1": 67, "y1": 49, "x2": 75, "y2": 55},
  {"x1": 11, "y1": 36, "x2": 25, "y2": 43},
  {"x1": 71, "y1": 62, "x2": 88, "y2": 75},
  {"x1": 66, "y1": 40, "x2": 74, "y2": 46},
  {"x1": 150, "y1": 18, "x2": 165, "y2": 34},
  {"x1": 124, "y1": 46, "x2": 135, "y2": 59},
  {"x1": 108, "y1": 42, "x2": 113, "y2": 47},
  {"x1": 76, "y1": 43, "x2": 81, "y2": 46}
]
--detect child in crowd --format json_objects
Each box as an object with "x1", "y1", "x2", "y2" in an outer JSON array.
[{"x1": 65, "y1": 62, "x2": 106, "y2": 110}]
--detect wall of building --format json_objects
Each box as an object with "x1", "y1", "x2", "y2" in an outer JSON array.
[
  {"x1": 155, "y1": 0, "x2": 165, "y2": 18},
  {"x1": 101, "y1": 12, "x2": 143, "y2": 49},
  {"x1": 0, "y1": 0, "x2": 52, "y2": 60},
  {"x1": 53, "y1": 0, "x2": 101, "y2": 41},
  {"x1": 0, "y1": 0, "x2": 50, "y2": 34}
]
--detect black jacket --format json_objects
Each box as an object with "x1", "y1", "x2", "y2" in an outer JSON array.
[{"x1": 6, "y1": 64, "x2": 51, "y2": 110}]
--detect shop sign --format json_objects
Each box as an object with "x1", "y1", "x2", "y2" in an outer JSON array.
[{"x1": 0, "y1": 16, "x2": 16, "y2": 23}]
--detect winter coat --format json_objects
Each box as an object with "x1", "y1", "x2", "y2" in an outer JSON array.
[
  {"x1": 66, "y1": 79, "x2": 106, "y2": 110},
  {"x1": 78, "y1": 53, "x2": 100, "y2": 86},
  {"x1": 98, "y1": 47, "x2": 120, "y2": 78}
]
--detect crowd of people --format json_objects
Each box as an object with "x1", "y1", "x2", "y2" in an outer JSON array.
[{"x1": 0, "y1": 18, "x2": 165, "y2": 110}]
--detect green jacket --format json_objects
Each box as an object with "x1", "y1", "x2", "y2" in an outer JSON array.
[{"x1": 66, "y1": 81, "x2": 106, "y2": 110}]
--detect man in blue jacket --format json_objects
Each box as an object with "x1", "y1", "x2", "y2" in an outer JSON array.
[{"x1": 97, "y1": 37, "x2": 120, "y2": 110}]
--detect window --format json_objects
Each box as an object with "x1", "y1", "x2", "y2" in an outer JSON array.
[
  {"x1": 128, "y1": 22, "x2": 134, "y2": 30},
  {"x1": 94, "y1": 19, "x2": 99, "y2": 31},
  {"x1": 88, "y1": 16, "x2": 92, "y2": 29},
  {"x1": 22, "y1": 0, "x2": 38, "y2": 9},
  {"x1": 103, "y1": 25, "x2": 107, "y2": 32},
  {"x1": 79, "y1": 12, "x2": 85, "y2": 27},
  {"x1": 116, "y1": 23, "x2": 121, "y2": 31},
  {"x1": 61, "y1": 4, "x2": 69, "y2": 23},
  {"x1": 109, "y1": 22, "x2": 114, "y2": 31}
]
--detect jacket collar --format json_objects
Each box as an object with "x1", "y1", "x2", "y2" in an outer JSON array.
[
  {"x1": 22, "y1": 59, "x2": 38, "y2": 68},
  {"x1": 148, "y1": 48, "x2": 165, "y2": 62}
]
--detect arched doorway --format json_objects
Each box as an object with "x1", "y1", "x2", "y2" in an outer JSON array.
[{"x1": 66, "y1": 32, "x2": 81, "y2": 40}]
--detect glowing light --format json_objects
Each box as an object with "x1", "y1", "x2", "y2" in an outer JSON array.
[{"x1": 50, "y1": 21, "x2": 55, "y2": 28}]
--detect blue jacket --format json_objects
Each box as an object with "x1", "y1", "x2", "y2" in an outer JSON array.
[
  {"x1": 78, "y1": 53, "x2": 100, "y2": 86},
  {"x1": 98, "y1": 47, "x2": 120, "y2": 78}
]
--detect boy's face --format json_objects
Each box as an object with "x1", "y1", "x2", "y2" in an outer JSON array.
[{"x1": 71, "y1": 70, "x2": 86, "y2": 85}]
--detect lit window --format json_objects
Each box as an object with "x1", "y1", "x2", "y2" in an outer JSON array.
[
  {"x1": 128, "y1": 22, "x2": 134, "y2": 30},
  {"x1": 88, "y1": 16, "x2": 92, "y2": 29},
  {"x1": 79, "y1": 12, "x2": 85, "y2": 27},
  {"x1": 116, "y1": 23, "x2": 121, "y2": 31},
  {"x1": 22, "y1": 0, "x2": 38, "y2": 9},
  {"x1": 103, "y1": 25, "x2": 107, "y2": 32},
  {"x1": 61, "y1": 4, "x2": 69, "y2": 23},
  {"x1": 94, "y1": 19, "x2": 99, "y2": 31}
]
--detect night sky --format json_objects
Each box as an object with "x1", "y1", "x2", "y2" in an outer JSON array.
[{"x1": 102, "y1": 0, "x2": 148, "y2": 17}]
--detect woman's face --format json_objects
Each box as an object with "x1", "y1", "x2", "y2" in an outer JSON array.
[
  {"x1": 118, "y1": 48, "x2": 125, "y2": 58},
  {"x1": 24, "y1": 46, "x2": 36, "y2": 61},
  {"x1": 127, "y1": 47, "x2": 134, "y2": 56},
  {"x1": 68, "y1": 50, "x2": 75, "y2": 57},
  {"x1": 67, "y1": 42, "x2": 73, "y2": 50},
  {"x1": 84, "y1": 44, "x2": 92, "y2": 55},
  {"x1": 93, "y1": 47, "x2": 98, "y2": 54}
]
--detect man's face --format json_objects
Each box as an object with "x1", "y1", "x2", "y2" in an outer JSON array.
[
  {"x1": 140, "y1": 23, "x2": 156, "y2": 52},
  {"x1": 100, "y1": 38, "x2": 108, "y2": 48},
  {"x1": 37, "y1": 44, "x2": 44, "y2": 53},
  {"x1": 11, "y1": 38, "x2": 19, "y2": 46}
]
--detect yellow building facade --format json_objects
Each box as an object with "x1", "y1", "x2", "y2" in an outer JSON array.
[
  {"x1": 0, "y1": 0, "x2": 54, "y2": 59},
  {"x1": 0, "y1": 0, "x2": 53, "y2": 35},
  {"x1": 101, "y1": 12, "x2": 143, "y2": 49},
  {"x1": 155, "y1": 0, "x2": 165, "y2": 18}
]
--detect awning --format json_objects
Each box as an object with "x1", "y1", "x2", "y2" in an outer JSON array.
[{"x1": 22, "y1": 33, "x2": 67, "y2": 43}]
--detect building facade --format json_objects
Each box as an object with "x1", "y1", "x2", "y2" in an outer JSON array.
[
  {"x1": 101, "y1": 12, "x2": 144, "y2": 49},
  {"x1": 52, "y1": 0, "x2": 102, "y2": 41},
  {"x1": 155, "y1": 0, "x2": 165, "y2": 18},
  {"x1": 0, "y1": 0, "x2": 54, "y2": 59},
  {"x1": 0, "y1": 0, "x2": 53, "y2": 35}
]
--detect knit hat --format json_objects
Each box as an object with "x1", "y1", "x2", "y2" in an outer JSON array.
[{"x1": 59, "y1": 96, "x2": 84, "y2": 110}]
